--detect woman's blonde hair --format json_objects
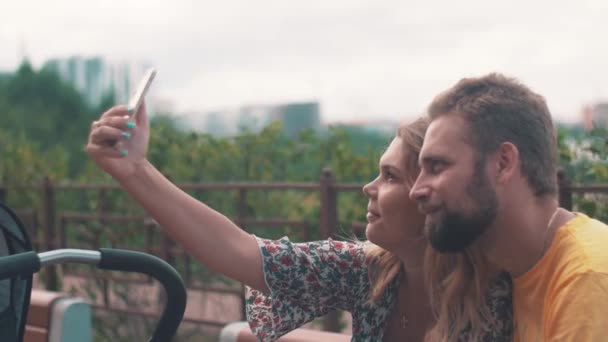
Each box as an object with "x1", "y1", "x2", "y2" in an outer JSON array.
[
  {"x1": 365, "y1": 116, "x2": 497, "y2": 341},
  {"x1": 366, "y1": 116, "x2": 428, "y2": 302}
]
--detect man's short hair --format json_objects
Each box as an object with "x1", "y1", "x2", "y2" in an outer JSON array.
[{"x1": 427, "y1": 73, "x2": 558, "y2": 197}]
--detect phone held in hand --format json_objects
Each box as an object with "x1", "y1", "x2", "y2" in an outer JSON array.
[{"x1": 127, "y1": 68, "x2": 156, "y2": 118}]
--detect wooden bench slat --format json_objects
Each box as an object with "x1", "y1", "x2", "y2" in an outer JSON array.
[
  {"x1": 26, "y1": 290, "x2": 66, "y2": 327},
  {"x1": 220, "y1": 322, "x2": 352, "y2": 342},
  {"x1": 24, "y1": 325, "x2": 48, "y2": 342}
]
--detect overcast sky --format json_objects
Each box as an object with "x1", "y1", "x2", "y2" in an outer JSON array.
[{"x1": 2, "y1": 0, "x2": 607, "y2": 123}]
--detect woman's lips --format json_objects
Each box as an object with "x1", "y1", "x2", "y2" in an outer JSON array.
[{"x1": 366, "y1": 212, "x2": 380, "y2": 223}]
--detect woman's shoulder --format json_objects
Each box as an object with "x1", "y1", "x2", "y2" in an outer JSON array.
[
  {"x1": 257, "y1": 235, "x2": 364, "y2": 251},
  {"x1": 255, "y1": 236, "x2": 369, "y2": 276},
  {"x1": 484, "y1": 272, "x2": 513, "y2": 340}
]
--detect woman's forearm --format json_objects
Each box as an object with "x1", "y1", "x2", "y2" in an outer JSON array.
[{"x1": 118, "y1": 159, "x2": 268, "y2": 292}]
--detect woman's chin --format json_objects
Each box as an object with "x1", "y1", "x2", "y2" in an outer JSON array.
[{"x1": 364, "y1": 222, "x2": 383, "y2": 244}]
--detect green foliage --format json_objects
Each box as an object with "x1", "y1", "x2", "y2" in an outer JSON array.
[
  {"x1": 558, "y1": 125, "x2": 608, "y2": 222},
  {"x1": 0, "y1": 61, "x2": 96, "y2": 176},
  {"x1": 0, "y1": 130, "x2": 68, "y2": 183}
]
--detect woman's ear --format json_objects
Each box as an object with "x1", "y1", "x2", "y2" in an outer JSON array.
[{"x1": 496, "y1": 142, "x2": 519, "y2": 184}]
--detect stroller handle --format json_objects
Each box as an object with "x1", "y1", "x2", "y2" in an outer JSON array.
[
  {"x1": 0, "y1": 248, "x2": 186, "y2": 342},
  {"x1": 0, "y1": 251, "x2": 41, "y2": 280}
]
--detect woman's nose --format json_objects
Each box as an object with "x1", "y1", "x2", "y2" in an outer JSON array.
[{"x1": 362, "y1": 177, "x2": 378, "y2": 198}]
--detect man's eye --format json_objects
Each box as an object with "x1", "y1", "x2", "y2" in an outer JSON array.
[{"x1": 429, "y1": 160, "x2": 446, "y2": 174}]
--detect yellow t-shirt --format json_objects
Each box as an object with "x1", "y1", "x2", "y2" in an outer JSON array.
[{"x1": 513, "y1": 213, "x2": 608, "y2": 341}]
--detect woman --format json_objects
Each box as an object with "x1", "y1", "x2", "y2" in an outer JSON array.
[{"x1": 86, "y1": 105, "x2": 512, "y2": 341}]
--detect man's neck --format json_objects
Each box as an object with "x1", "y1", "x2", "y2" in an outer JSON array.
[{"x1": 480, "y1": 197, "x2": 561, "y2": 277}]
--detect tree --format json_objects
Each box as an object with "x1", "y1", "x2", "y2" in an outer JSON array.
[{"x1": 0, "y1": 61, "x2": 96, "y2": 176}]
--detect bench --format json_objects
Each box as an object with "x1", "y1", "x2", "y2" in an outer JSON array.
[
  {"x1": 25, "y1": 290, "x2": 92, "y2": 342},
  {"x1": 219, "y1": 322, "x2": 352, "y2": 342}
]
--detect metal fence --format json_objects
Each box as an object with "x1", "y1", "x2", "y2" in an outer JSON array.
[{"x1": 0, "y1": 168, "x2": 606, "y2": 337}]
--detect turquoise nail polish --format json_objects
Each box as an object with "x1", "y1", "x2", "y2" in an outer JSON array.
[
  {"x1": 120, "y1": 149, "x2": 128, "y2": 156},
  {"x1": 126, "y1": 122, "x2": 136, "y2": 129},
  {"x1": 121, "y1": 132, "x2": 132, "y2": 139}
]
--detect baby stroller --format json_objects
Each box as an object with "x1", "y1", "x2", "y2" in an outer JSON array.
[{"x1": 0, "y1": 202, "x2": 187, "y2": 342}]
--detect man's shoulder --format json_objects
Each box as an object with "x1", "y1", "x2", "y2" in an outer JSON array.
[
  {"x1": 554, "y1": 213, "x2": 608, "y2": 273},
  {"x1": 562, "y1": 212, "x2": 608, "y2": 246}
]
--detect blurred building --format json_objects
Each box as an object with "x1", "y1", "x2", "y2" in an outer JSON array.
[
  {"x1": 581, "y1": 103, "x2": 608, "y2": 130},
  {"x1": 329, "y1": 118, "x2": 398, "y2": 135},
  {"x1": 43, "y1": 56, "x2": 158, "y2": 113},
  {"x1": 271, "y1": 102, "x2": 321, "y2": 137},
  {"x1": 179, "y1": 101, "x2": 322, "y2": 137}
]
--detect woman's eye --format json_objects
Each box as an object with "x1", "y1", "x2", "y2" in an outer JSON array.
[{"x1": 385, "y1": 171, "x2": 396, "y2": 182}]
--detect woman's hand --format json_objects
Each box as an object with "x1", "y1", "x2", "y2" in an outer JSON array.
[
  {"x1": 85, "y1": 103, "x2": 267, "y2": 292},
  {"x1": 86, "y1": 104, "x2": 150, "y2": 182}
]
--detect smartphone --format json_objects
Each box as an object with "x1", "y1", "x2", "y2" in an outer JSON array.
[{"x1": 127, "y1": 68, "x2": 156, "y2": 117}]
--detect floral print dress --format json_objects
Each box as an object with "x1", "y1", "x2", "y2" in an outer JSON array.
[{"x1": 246, "y1": 237, "x2": 512, "y2": 342}]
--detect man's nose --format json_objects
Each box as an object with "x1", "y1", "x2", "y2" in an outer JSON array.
[{"x1": 409, "y1": 177, "x2": 430, "y2": 203}]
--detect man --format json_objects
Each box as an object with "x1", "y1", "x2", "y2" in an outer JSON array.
[{"x1": 409, "y1": 73, "x2": 608, "y2": 341}]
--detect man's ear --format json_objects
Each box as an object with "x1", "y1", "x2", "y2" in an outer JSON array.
[{"x1": 496, "y1": 142, "x2": 519, "y2": 184}]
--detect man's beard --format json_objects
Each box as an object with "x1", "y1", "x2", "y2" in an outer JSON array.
[{"x1": 425, "y1": 160, "x2": 498, "y2": 253}]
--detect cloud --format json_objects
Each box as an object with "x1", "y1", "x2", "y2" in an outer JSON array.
[{"x1": 1, "y1": 0, "x2": 607, "y2": 123}]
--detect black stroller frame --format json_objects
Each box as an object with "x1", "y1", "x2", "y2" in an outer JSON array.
[{"x1": 0, "y1": 202, "x2": 187, "y2": 342}]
